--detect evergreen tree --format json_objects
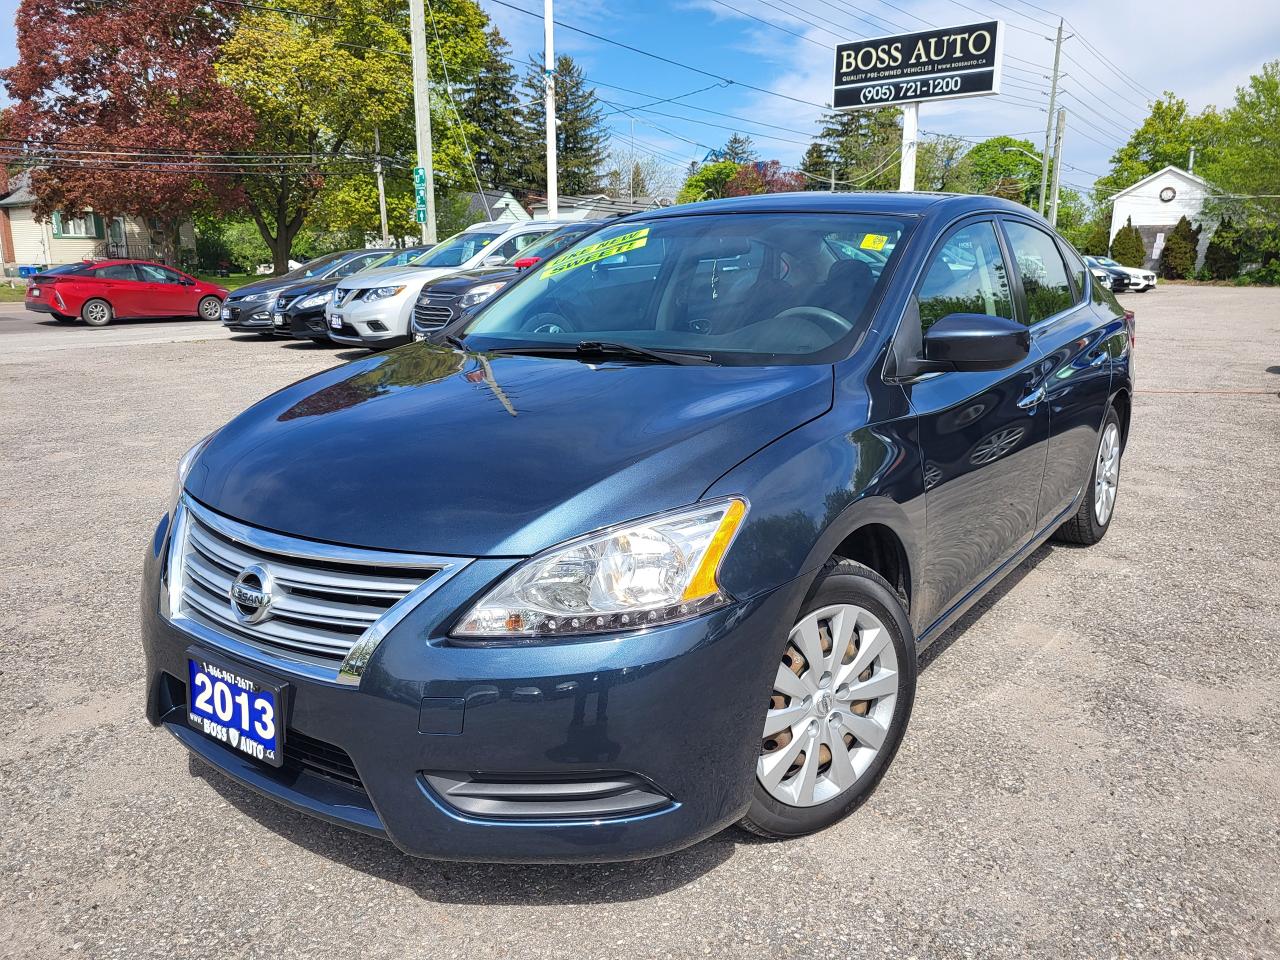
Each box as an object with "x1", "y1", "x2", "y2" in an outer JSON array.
[
  {"x1": 1203, "y1": 218, "x2": 1241, "y2": 280},
  {"x1": 516, "y1": 55, "x2": 608, "y2": 197},
  {"x1": 1160, "y1": 215, "x2": 1201, "y2": 279},
  {"x1": 1110, "y1": 216, "x2": 1147, "y2": 266},
  {"x1": 464, "y1": 28, "x2": 522, "y2": 190},
  {"x1": 798, "y1": 142, "x2": 831, "y2": 191},
  {"x1": 721, "y1": 133, "x2": 757, "y2": 163},
  {"x1": 813, "y1": 108, "x2": 901, "y2": 191}
]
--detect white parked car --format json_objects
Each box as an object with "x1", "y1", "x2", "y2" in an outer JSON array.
[
  {"x1": 1094, "y1": 255, "x2": 1157, "y2": 292},
  {"x1": 325, "y1": 220, "x2": 571, "y2": 347}
]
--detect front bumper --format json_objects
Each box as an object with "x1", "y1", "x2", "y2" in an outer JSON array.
[
  {"x1": 222, "y1": 300, "x2": 274, "y2": 332},
  {"x1": 141, "y1": 511, "x2": 806, "y2": 862},
  {"x1": 325, "y1": 293, "x2": 414, "y2": 346},
  {"x1": 277, "y1": 307, "x2": 330, "y2": 341}
]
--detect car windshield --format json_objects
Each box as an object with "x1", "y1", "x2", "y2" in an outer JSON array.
[
  {"x1": 1095, "y1": 257, "x2": 1120, "y2": 267},
  {"x1": 281, "y1": 251, "x2": 348, "y2": 281},
  {"x1": 370, "y1": 247, "x2": 432, "y2": 269},
  {"x1": 460, "y1": 213, "x2": 910, "y2": 364},
  {"x1": 504, "y1": 225, "x2": 596, "y2": 264},
  {"x1": 414, "y1": 231, "x2": 505, "y2": 269}
]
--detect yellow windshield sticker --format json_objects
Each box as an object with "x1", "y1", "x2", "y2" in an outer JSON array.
[
  {"x1": 541, "y1": 227, "x2": 650, "y2": 279},
  {"x1": 860, "y1": 233, "x2": 888, "y2": 251}
]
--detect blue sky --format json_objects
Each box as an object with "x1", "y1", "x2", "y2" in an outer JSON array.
[{"x1": 2, "y1": 0, "x2": 1277, "y2": 196}]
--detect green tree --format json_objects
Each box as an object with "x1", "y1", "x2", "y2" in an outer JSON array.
[
  {"x1": 1201, "y1": 60, "x2": 1280, "y2": 276},
  {"x1": 464, "y1": 27, "x2": 523, "y2": 189},
  {"x1": 916, "y1": 134, "x2": 974, "y2": 193},
  {"x1": 1110, "y1": 216, "x2": 1147, "y2": 266},
  {"x1": 1097, "y1": 93, "x2": 1223, "y2": 196},
  {"x1": 217, "y1": 0, "x2": 489, "y2": 272},
  {"x1": 1202, "y1": 218, "x2": 1241, "y2": 279},
  {"x1": 812, "y1": 108, "x2": 901, "y2": 190},
  {"x1": 798, "y1": 142, "x2": 832, "y2": 191},
  {"x1": 676, "y1": 160, "x2": 740, "y2": 203},
  {"x1": 517, "y1": 55, "x2": 608, "y2": 196},
  {"x1": 953, "y1": 136, "x2": 1041, "y2": 205},
  {"x1": 721, "y1": 133, "x2": 757, "y2": 163},
  {"x1": 1159, "y1": 215, "x2": 1200, "y2": 279}
]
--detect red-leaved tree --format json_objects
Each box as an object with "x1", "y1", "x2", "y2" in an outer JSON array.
[
  {"x1": 724, "y1": 160, "x2": 807, "y2": 197},
  {"x1": 0, "y1": 0, "x2": 253, "y2": 264}
]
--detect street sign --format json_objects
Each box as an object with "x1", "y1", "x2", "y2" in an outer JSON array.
[
  {"x1": 833, "y1": 21, "x2": 1003, "y2": 111},
  {"x1": 414, "y1": 208, "x2": 428, "y2": 224},
  {"x1": 413, "y1": 166, "x2": 427, "y2": 187},
  {"x1": 414, "y1": 184, "x2": 429, "y2": 205}
]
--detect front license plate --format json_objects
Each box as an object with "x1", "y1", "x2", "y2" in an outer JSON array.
[
  {"x1": 220, "y1": 306, "x2": 232, "y2": 320},
  {"x1": 187, "y1": 652, "x2": 287, "y2": 767},
  {"x1": 272, "y1": 313, "x2": 286, "y2": 326},
  {"x1": 329, "y1": 315, "x2": 342, "y2": 329}
]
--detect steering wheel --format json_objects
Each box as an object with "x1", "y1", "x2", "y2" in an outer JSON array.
[
  {"x1": 520, "y1": 312, "x2": 577, "y2": 334},
  {"x1": 771, "y1": 305, "x2": 853, "y2": 339}
]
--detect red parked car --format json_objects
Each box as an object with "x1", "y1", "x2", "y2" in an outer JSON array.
[{"x1": 24, "y1": 259, "x2": 228, "y2": 327}]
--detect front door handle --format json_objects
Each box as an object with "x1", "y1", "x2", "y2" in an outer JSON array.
[{"x1": 1016, "y1": 384, "x2": 1046, "y2": 409}]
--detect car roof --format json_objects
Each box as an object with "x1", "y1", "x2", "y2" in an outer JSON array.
[{"x1": 635, "y1": 191, "x2": 1039, "y2": 221}]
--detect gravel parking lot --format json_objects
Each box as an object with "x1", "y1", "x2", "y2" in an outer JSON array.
[{"x1": 1, "y1": 286, "x2": 1277, "y2": 960}]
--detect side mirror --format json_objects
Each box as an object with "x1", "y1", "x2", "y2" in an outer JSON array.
[
  {"x1": 481, "y1": 255, "x2": 506, "y2": 267},
  {"x1": 920, "y1": 313, "x2": 1030, "y2": 373},
  {"x1": 180, "y1": 276, "x2": 195, "y2": 286}
]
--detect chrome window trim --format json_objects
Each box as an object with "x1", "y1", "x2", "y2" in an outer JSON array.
[{"x1": 162, "y1": 496, "x2": 469, "y2": 687}]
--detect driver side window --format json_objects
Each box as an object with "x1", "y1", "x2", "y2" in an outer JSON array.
[{"x1": 917, "y1": 221, "x2": 1014, "y2": 335}]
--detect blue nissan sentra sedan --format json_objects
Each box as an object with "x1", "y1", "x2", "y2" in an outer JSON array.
[{"x1": 142, "y1": 192, "x2": 1133, "y2": 862}]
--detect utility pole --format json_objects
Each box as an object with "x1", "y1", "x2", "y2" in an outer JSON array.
[
  {"x1": 898, "y1": 101, "x2": 918, "y2": 191},
  {"x1": 629, "y1": 116, "x2": 636, "y2": 205},
  {"x1": 373, "y1": 127, "x2": 389, "y2": 245},
  {"x1": 1048, "y1": 108, "x2": 1066, "y2": 227},
  {"x1": 408, "y1": 0, "x2": 437, "y2": 243},
  {"x1": 543, "y1": 0, "x2": 558, "y2": 218},
  {"x1": 1038, "y1": 18, "x2": 1064, "y2": 216},
  {"x1": 1188, "y1": 145, "x2": 1196, "y2": 174}
]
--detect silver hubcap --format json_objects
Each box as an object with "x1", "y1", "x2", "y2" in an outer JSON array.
[
  {"x1": 758, "y1": 603, "x2": 899, "y2": 808},
  {"x1": 86, "y1": 302, "x2": 108, "y2": 322},
  {"x1": 1094, "y1": 422, "x2": 1121, "y2": 525},
  {"x1": 201, "y1": 299, "x2": 219, "y2": 318}
]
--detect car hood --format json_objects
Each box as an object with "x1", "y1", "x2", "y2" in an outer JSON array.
[
  {"x1": 425, "y1": 267, "x2": 520, "y2": 295},
  {"x1": 185, "y1": 344, "x2": 834, "y2": 557},
  {"x1": 279, "y1": 276, "x2": 339, "y2": 298},
  {"x1": 228, "y1": 275, "x2": 304, "y2": 299}
]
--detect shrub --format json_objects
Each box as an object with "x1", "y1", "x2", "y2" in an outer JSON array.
[
  {"x1": 1203, "y1": 218, "x2": 1242, "y2": 280},
  {"x1": 1110, "y1": 216, "x2": 1146, "y2": 266},
  {"x1": 1160, "y1": 215, "x2": 1201, "y2": 280}
]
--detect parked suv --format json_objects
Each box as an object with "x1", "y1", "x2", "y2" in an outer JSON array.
[
  {"x1": 410, "y1": 220, "x2": 608, "y2": 340},
  {"x1": 142, "y1": 193, "x2": 1133, "y2": 863},
  {"x1": 326, "y1": 220, "x2": 569, "y2": 348}
]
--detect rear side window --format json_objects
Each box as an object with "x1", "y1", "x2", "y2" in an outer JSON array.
[
  {"x1": 1003, "y1": 221, "x2": 1075, "y2": 324},
  {"x1": 334, "y1": 253, "x2": 385, "y2": 278},
  {"x1": 916, "y1": 221, "x2": 1014, "y2": 333},
  {"x1": 94, "y1": 264, "x2": 138, "y2": 281},
  {"x1": 493, "y1": 231, "x2": 551, "y2": 260},
  {"x1": 1059, "y1": 243, "x2": 1090, "y2": 301}
]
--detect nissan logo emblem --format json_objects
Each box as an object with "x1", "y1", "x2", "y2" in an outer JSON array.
[{"x1": 230, "y1": 563, "x2": 275, "y2": 625}]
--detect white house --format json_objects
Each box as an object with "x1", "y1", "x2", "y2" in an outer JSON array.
[
  {"x1": 461, "y1": 189, "x2": 530, "y2": 224},
  {"x1": 1109, "y1": 165, "x2": 1215, "y2": 271},
  {"x1": 0, "y1": 170, "x2": 195, "y2": 274},
  {"x1": 527, "y1": 194, "x2": 673, "y2": 221}
]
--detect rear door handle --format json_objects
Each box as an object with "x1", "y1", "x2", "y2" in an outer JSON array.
[{"x1": 1017, "y1": 384, "x2": 1046, "y2": 409}]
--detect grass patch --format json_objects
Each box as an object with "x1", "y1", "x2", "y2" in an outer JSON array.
[{"x1": 196, "y1": 273, "x2": 257, "y2": 291}]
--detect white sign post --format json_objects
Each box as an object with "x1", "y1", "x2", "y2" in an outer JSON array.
[{"x1": 833, "y1": 21, "x2": 1005, "y2": 192}]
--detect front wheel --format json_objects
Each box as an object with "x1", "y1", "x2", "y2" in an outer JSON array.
[
  {"x1": 81, "y1": 298, "x2": 113, "y2": 327},
  {"x1": 197, "y1": 296, "x2": 222, "y2": 321},
  {"x1": 740, "y1": 559, "x2": 916, "y2": 839},
  {"x1": 1053, "y1": 406, "x2": 1122, "y2": 545}
]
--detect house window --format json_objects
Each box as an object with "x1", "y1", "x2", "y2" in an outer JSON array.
[{"x1": 52, "y1": 211, "x2": 104, "y2": 239}]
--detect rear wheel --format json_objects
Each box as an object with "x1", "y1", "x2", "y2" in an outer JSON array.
[
  {"x1": 740, "y1": 559, "x2": 916, "y2": 839},
  {"x1": 198, "y1": 296, "x2": 222, "y2": 321},
  {"x1": 81, "y1": 298, "x2": 113, "y2": 327},
  {"x1": 1053, "y1": 406, "x2": 1122, "y2": 545}
]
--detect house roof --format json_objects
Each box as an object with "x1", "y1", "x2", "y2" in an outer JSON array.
[
  {"x1": 462, "y1": 189, "x2": 526, "y2": 220},
  {"x1": 0, "y1": 169, "x2": 35, "y2": 208},
  {"x1": 1112, "y1": 165, "x2": 1212, "y2": 199}
]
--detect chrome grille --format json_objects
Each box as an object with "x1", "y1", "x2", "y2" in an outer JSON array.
[
  {"x1": 413, "y1": 302, "x2": 455, "y2": 328},
  {"x1": 165, "y1": 497, "x2": 465, "y2": 684}
]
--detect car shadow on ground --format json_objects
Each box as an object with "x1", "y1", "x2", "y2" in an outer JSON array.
[
  {"x1": 35, "y1": 316, "x2": 222, "y2": 329},
  {"x1": 190, "y1": 755, "x2": 736, "y2": 903}
]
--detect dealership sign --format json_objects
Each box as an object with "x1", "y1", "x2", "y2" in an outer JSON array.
[{"x1": 833, "y1": 21, "x2": 1003, "y2": 111}]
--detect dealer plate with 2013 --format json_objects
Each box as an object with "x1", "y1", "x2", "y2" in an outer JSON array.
[{"x1": 187, "y1": 653, "x2": 286, "y2": 767}]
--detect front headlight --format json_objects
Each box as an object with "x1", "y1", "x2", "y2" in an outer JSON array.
[
  {"x1": 297, "y1": 291, "x2": 330, "y2": 309},
  {"x1": 454, "y1": 498, "x2": 748, "y2": 640},
  {"x1": 170, "y1": 432, "x2": 216, "y2": 508},
  {"x1": 458, "y1": 281, "x2": 507, "y2": 309},
  {"x1": 238, "y1": 291, "x2": 269, "y2": 303},
  {"x1": 362, "y1": 285, "x2": 405, "y2": 302}
]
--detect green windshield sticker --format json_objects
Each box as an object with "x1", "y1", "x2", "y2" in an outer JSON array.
[{"x1": 541, "y1": 227, "x2": 650, "y2": 279}]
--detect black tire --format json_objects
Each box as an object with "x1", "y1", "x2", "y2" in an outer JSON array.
[
  {"x1": 1053, "y1": 405, "x2": 1122, "y2": 545},
  {"x1": 197, "y1": 296, "x2": 222, "y2": 321},
  {"x1": 739, "y1": 559, "x2": 917, "y2": 839},
  {"x1": 81, "y1": 298, "x2": 113, "y2": 327}
]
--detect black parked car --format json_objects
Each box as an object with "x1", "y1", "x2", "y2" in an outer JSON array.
[
  {"x1": 410, "y1": 221, "x2": 608, "y2": 339},
  {"x1": 222, "y1": 249, "x2": 389, "y2": 336},
  {"x1": 1084, "y1": 256, "x2": 1131, "y2": 293},
  {"x1": 273, "y1": 246, "x2": 435, "y2": 342}
]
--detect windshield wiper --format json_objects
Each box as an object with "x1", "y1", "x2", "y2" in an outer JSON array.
[
  {"x1": 485, "y1": 340, "x2": 715, "y2": 366},
  {"x1": 443, "y1": 333, "x2": 468, "y2": 351}
]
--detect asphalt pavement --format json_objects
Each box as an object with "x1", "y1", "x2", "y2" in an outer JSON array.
[{"x1": 0, "y1": 285, "x2": 1277, "y2": 959}]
